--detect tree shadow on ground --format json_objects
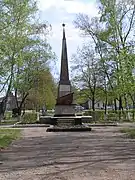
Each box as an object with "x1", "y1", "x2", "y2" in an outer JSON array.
[{"x1": 0, "y1": 128, "x2": 135, "y2": 175}]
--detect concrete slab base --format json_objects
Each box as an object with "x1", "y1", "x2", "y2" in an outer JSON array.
[
  {"x1": 46, "y1": 126, "x2": 92, "y2": 132},
  {"x1": 39, "y1": 115, "x2": 92, "y2": 126}
]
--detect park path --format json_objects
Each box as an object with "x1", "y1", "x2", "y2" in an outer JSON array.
[{"x1": 0, "y1": 126, "x2": 135, "y2": 180}]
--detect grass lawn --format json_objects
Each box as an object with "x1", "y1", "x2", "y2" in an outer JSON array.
[
  {"x1": 0, "y1": 129, "x2": 21, "y2": 148},
  {"x1": 0, "y1": 120, "x2": 18, "y2": 125},
  {"x1": 120, "y1": 128, "x2": 135, "y2": 139}
]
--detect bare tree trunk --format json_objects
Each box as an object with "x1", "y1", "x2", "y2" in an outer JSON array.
[
  {"x1": 0, "y1": 101, "x2": 4, "y2": 122},
  {"x1": 1, "y1": 71, "x2": 13, "y2": 120},
  {"x1": 114, "y1": 99, "x2": 117, "y2": 111},
  {"x1": 14, "y1": 92, "x2": 29, "y2": 120},
  {"x1": 132, "y1": 96, "x2": 135, "y2": 121},
  {"x1": 133, "y1": 101, "x2": 135, "y2": 121},
  {"x1": 92, "y1": 96, "x2": 95, "y2": 111},
  {"x1": 124, "y1": 94, "x2": 130, "y2": 121},
  {"x1": 103, "y1": 94, "x2": 108, "y2": 122},
  {"x1": 104, "y1": 85, "x2": 108, "y2": 115},
  {"x1": 118, "y1": 96, "x2": 123, "y2": 121},
  {"x1": 119, "y1": 96, "x2": 123, "y2": 110}
]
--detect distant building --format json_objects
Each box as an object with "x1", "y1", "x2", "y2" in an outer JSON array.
[
  {"x1": 80, "y1": 99, "x2": 105, "y2": 109},
  {"x1": 81, "y1": 99, "x2": 121, "y2": 110},
  {"x1": 87, "y1": 99, "x2": 104, "y2": 109},
  {"x1": 0, "y1": 92, "x2": 36, "y2": 111},
  {"x1": 80, "y1": 99, "x2": 103, "y2": 109},
  {"x1": 0, "y1": 92, "x2": 21, "y2": 111}
]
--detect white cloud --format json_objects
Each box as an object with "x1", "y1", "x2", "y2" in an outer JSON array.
[
  {"x1": 37, "y1": 0, "x2": 55, "y2": 10},
  {"x1": 38, "y1": 0, "x2": 98, "y2": 16},
  {"x1": 38, "y1": 0, "x2": 98, "y2": 44},
  {"x1": 37, "y1": 0, "x2": 98, "y2": 77}
]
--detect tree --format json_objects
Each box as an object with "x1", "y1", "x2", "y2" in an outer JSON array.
[
  {"x1": 71, "y1": 44, "x2": 104, "y2": 111},
  {"x1": 26, "y1": 69, "x2": 57, "y2": 110},
  {"x1": 73, "y1": 0, "x2": 135, "y2": 110},
  {"x1": 0, "y1": 0, "x2": 55, "y2": 118},
  {"x1": 99, "y1": 0, "x2": 135, "y2": 109}
]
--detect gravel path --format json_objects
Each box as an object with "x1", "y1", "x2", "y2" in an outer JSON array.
[{"x1": 0, "y1": 126, "x2": 135, "y2": 180}]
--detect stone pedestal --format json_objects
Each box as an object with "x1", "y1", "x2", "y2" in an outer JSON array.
[
  {"x1": 55, "y1": 105, "x2": 75, "y2": 117},
  {"x1": 57, "y1": 118, "x2": 75, "y2": 126}
]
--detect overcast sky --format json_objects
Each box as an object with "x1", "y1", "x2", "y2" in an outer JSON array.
[{"x1": 37, "y1": 0, "x2": 98, "y2": 76}]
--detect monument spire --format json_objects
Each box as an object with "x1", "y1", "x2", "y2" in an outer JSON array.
[
  {"x1": 60, "y1": 24, "x2": 70, "y2": 84},
  {"x1": 54, "y1": 23, "x2": 75, "y2": 116}
]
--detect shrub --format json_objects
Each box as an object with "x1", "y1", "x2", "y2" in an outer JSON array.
[
  {"x1": 106, "y1": 113, "x2": 118, "y2": 122},
  {"x1": 4, "y1": 111, "x2": 12, "y2": 120},
  {"x1": 83, "y1": 109, "x2": 135, "y2": 122},
  {"x1": 83, "y1": 110, "x2": 104, "y2": 122},
  {"x1": 21, "y1": 113, "x2": 37, "y2": 124}
]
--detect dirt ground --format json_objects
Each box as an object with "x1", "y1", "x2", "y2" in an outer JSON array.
[{"x1": 0, "y1": 125, "x2": 135, "y2": 180}]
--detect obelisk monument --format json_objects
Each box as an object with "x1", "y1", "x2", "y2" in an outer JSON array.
[{"x1": 54, "y1": 24, "x2": 75, "y2": 117}]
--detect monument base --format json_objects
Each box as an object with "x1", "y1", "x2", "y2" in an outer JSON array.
[
  {"x1": 39, "y1": 115, "x2": 93, "y2": 125},
  {"x1": 54, "y1": 105, "x2": 75, "y2": 117},
  {"x1": 46, "y1": 126, "x2": 92, "y2": 132}
]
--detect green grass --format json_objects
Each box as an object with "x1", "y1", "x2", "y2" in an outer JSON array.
[
  {"x1": 0, "y1": 129, "x2": 21, "y2": 148},
  {"x1": 0, "y1": 120, "x2": 18, "y2": 125},
  {"x1": 120, "y1": 128, "x2": 135, "y2": 139}
]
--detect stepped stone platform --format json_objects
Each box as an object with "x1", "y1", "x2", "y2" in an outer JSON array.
[
  {"x1": 40, "y1": 116, "x2": 92, "y2": 132},
  {"x1": 39, "y1": 115, "x2": 92, "y2": 125}
]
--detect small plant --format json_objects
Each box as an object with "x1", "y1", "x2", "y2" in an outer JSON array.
[
  {"x1": 120, "y1": 128, "x2": 135, "y2": 139},
  {"x1": 20, "y1": 113, "x2": 37, "y2": 124},
  {"x1": 0, "y1": 129, "x2": 21, "y2": 148}
]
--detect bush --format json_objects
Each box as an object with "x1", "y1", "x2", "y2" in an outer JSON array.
[
  {"x1": 84, "y1": 110, "x2": 104, "y2": 122},
  {"x1": 83, "y1": 109, "x2": 135, "y2": 122},
  {"x1": 114, "y1": 110, "x2": 135, "y2": 122},
  {"x1": 4, "y1": 111, "x2": 12, "y2": 120},
  {"x1": 106, "y1": 113, "x2": 118, "y2": 122},
  {"x1": 21, "y1": 113, "x2": 37, "y2": 124}
]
